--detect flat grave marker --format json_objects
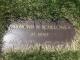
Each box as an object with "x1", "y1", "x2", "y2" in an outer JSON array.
[{"x1": 2, "y1": 20, "x2": 75, "y2": 51}]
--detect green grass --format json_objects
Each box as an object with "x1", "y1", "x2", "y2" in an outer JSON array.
[
  {"x1": 1, "y1": 50, "x2": 80, "y2": 60},
  {"x1": 0, "y1": 0, "x2": 80, "y2": 60}
]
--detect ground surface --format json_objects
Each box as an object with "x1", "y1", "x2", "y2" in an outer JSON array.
[{"x1": 1, "y1": 50, "x2": 80, "y2": 60}]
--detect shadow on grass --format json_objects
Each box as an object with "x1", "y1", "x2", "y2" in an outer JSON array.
[{"x1": 2, "y1": 50, "x2": 80, "y2": 60}]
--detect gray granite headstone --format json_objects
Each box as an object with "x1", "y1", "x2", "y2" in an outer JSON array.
[{"x1": 2, "y1": 20, "x2": 75, "y2": 51}]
